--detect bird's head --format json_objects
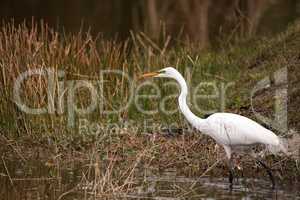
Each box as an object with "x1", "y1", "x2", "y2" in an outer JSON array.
[{"x1": 140, "y1": 67, "x2": 179, "y2": 79}]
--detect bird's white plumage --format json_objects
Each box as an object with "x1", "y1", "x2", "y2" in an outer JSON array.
[
  {"x1": 145, "y1": 67, "x2": 286, "y2": 159},
  {"x1": 203, "y1": 113, "x2": 279, "y2": 147}
]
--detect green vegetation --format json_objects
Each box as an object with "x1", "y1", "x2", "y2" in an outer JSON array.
[{"x1": 0, "y1": 21, "x2": 299, "y2": 198}]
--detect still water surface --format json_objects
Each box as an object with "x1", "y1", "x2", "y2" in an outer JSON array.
[{"x1": 1, "y1": 160, "x2": 299, "y2": 200}]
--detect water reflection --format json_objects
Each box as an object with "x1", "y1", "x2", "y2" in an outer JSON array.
[
  {"x1": 1, "y1": 160, "x2": 299, "y2": 200},
  {"x1": 127, "y1": 168, "x2": 299, "y2": 200}
]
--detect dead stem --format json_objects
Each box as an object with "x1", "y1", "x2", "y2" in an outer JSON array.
[{"x1": 2, "y1": 156, "x2": 14, "y2": 186}]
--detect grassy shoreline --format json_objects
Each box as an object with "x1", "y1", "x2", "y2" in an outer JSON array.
[{"x1": 0, "y1": 21, "x2": 300, "y2": 198}]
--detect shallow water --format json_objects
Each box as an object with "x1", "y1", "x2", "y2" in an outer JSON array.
[
  {"x1": 125, "y1": 168, "x2": 300, "y2": 200},
  {"x1": 1, "y1": 160, "x2": 299, "y2": 200}
]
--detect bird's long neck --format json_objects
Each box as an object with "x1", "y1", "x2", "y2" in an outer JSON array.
[{"x1": 175, "y1": 72, "x2": 206, "y2": 129}]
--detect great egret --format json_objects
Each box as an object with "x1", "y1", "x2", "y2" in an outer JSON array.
[{"x1": 140, "y1": 67, "x2": 287, "y2": 188}]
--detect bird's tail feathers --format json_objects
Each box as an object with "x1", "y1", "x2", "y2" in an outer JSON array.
[{"x1": 267, "y1": 137, "x2": 288, "y2": 155}]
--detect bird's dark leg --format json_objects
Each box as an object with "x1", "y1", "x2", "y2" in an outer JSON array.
[
  {"x1": 228, "y1": 158, "x2": 234, "y2": 189},
  {"x1": 224, "y1": 146, "x2": 234, "y2": 189},
  {"x1": 229, "y1": 168, "x2": 234, "y2": 186},
  {"x1": 256, "y1": 159, "x2": 275, "y2": 189}
]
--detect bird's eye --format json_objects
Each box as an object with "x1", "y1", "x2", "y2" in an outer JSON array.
[{"x1": 159, "y1": 70, "x2": 166, "y2": 74}]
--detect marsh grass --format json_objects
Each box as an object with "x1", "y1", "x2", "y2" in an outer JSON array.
[
  {"x1": 0, "y1": 21, "x2": 244, "y2": 138},
  {"x1": 0, "y1": 21, "x2": 300, "y2": 198}
]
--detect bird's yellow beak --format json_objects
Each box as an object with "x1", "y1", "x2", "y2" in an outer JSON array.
[{"x1": 139, "y1": 72, "x2": 159, "y2": 79}]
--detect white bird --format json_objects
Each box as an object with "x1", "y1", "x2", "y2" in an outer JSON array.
[{"x1": 140, "y1": 67, "x2": 287, "y2": 188}]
